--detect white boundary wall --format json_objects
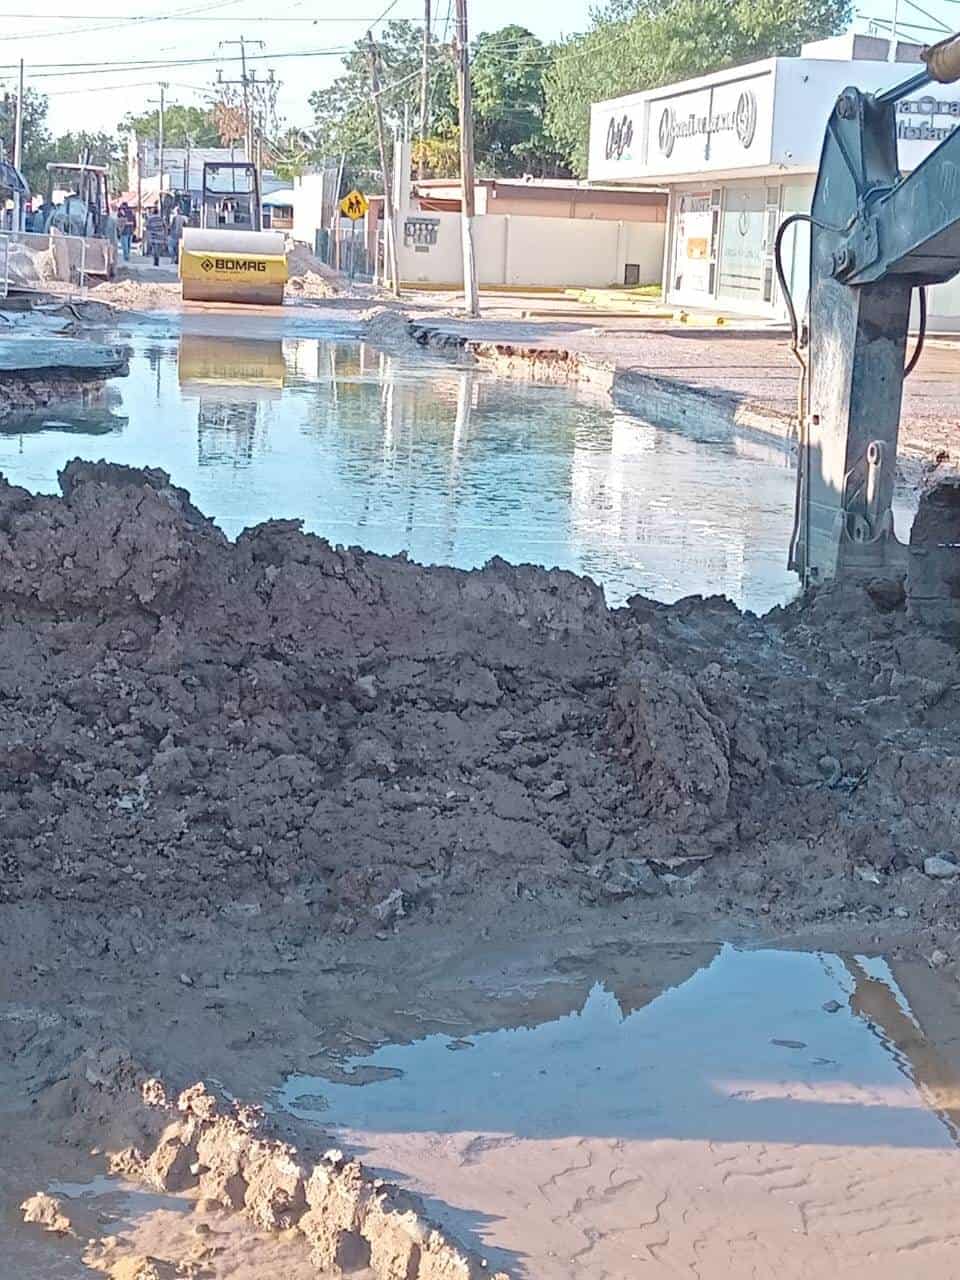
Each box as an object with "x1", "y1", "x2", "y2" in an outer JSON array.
[{"x1": 397, "y1": 212, "x2": 664, "y2": 289}]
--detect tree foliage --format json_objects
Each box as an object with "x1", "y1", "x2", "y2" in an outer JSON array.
[
  {"x1": 309, "y1": 21, "x2": 456, "y2": 180},
  {"x1": 120, "y1": 104, "x2": 220, "y2": 148},
  {"x1": 545, "y1": 0, "x2": 852, "y2": 174},
  {"x1": 46, "y1": 131, "x2": 126, "y2": 193},
  {"x1": 471, "y1": 26, "x2": 566, "y2": 176},
  {"x1": 309, "y1": 21, "x2": 566, "y2": 183},
  {"x1": 0, "y1": 88, "x2": 52, "y2": 194}
]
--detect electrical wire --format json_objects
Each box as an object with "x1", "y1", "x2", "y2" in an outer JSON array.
[
  {"x1": 774, "y1": 211, "x2": 816, "y2": 574},
  {"x1": 0, "y1": 0, "x2": 246, "y2": 44},
  {"x1": 0, "y1": 10, "x2": 424, "y2": 19},
  {"x1": 0, "y1": 45, "x2": 353, "y2": 76},
  {"x1": 905, "y1": 285, "x2": 927, "y2": 375}
]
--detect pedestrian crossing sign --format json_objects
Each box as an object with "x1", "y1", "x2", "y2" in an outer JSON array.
[{"x1": 340, "y1": 189, "x2": 369, "y2": 221}]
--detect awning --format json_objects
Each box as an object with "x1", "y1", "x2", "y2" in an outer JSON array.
[{"x1": 0, "y1": 161, "x2": 29, "y2": 196}]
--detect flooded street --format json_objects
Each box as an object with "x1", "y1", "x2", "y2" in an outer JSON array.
[
  {"x1": 1, "y1": 313, "x2": 951, "y2": 1280},
  {"x1": 0, "y1": 322, "x2": 811, "y2": 611},
  {"x1": 279, "y1": 946, "x2": 960, "y2": 1279}
]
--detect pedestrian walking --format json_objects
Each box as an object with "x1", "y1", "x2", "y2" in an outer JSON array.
[
  {"x1": 117, "y1": 200, "x2": 135, "y2": 262},
  {"x1": 145, "y1": 205, "x2": 165, "y2": 267}
]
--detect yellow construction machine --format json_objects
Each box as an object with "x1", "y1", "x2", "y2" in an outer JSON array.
[{"x1": 179, "y1": 161, "x2": 287, "y2": 306}]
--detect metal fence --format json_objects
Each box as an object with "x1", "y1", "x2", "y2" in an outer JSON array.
[
  {"x1": 0, "y1": 229, "x2": 112, "y2": 300},
  {"x1": 314, "y1": 219, "x2": 371, "y2": 281}
]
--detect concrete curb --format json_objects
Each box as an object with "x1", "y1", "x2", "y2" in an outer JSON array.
[{"x1": 408, "y1": 321, "x2": 798, "y2": 453}]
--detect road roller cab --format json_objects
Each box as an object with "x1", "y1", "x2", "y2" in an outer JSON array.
[{"x1": 179, "y1": 161, "x2": 287, "y2": 305}]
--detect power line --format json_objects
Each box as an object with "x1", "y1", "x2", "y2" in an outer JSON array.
[
  {"x1": 0, "y1": 44, "x2": 353, "y2": 75},
  {"x1": 0, "y1": 0, "x2": 246, "y2": 43},
  {"x1": 0, "y1": 9, "x2": 424, "y2": 18}
]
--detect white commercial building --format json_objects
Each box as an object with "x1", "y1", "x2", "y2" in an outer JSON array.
[{"x1": 588, "y1": 32, "x2": 960, "y2": 327}]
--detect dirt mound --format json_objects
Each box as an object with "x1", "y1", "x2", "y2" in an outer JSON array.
[
  {"x1": 89, "y1": 279, "x2": 182, "y2": 311},
  {"x1": 362, "y1": 305, "x2": 416, "y2": 347},
  {"x1": 285, "y1": 243, "x2": 344, "y2": 298},
  {"x1": 2, "y1": 463, "x2": 960, "y2": 942}
]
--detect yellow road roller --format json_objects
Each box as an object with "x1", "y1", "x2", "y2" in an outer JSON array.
[{"x1": 180, "y1": 161, "x2": 287, "y2": 306}]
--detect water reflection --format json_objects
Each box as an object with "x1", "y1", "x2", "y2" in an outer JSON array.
[
  {"x1": 279, "y1": 946, "x2": 960, "y2": 1150},
  {"x1": 178, "y1": 335, "x2": 284, "y2": 468},
  {"x1": 0, "y1": 330, "x2": 830, "y2": 610}
]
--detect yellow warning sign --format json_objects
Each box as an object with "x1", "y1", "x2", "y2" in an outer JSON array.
[{"x1": 340, "y1": 189, "x2": 369, "y2": 221}]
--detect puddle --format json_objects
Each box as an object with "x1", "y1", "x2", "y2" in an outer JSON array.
[
  {"x1": 0, "y1": 328, "x2": 849, "y2": 612},
  {"x1": 279, "y1": 945, "x2": 960, "y2": 1279}
]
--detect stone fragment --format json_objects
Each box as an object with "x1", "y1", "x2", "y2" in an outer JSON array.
[
  {"x1": 599, "y1": 857, "x2": 661, "y2": 899},
  {"x1": 20, "y1": 1192, "x2": 72, "y2": 1235},
  {"x1": 924, "y1": 855, "x2": 959, "y2": 879}
]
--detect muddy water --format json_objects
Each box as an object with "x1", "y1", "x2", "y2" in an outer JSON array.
[
  {"x1": 0, "y1": 327, "x2": 814, "y2": 611},
  {"x1": 279, "y1": 945, "x2": 960, "y2": 1279}
]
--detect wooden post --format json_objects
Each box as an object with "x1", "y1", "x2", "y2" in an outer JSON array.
[
  {"x1": 366, "y1": 31, "x2": 399, "y2": 297},
  {"x1": 333, "y1": 151, "x2": 345, "y2": 272},
  {"x1": 454, "y1": 0, "x2": 479, "y2": 317},
  {"x1": 418, "y1": 0, "x2": 430, "y2": 181}
]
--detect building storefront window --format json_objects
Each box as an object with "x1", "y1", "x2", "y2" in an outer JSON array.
[
  {"x1": 718, "y1": 186, "x2": 766, "y2": 301},
  {"x1": 670, "y1": 183, "x2": 783, "y2": 311},
  {"x1": 671, "y1": 190, "x2": 720, "y2": 297}
]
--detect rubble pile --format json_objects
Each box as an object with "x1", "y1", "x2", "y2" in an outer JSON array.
[{"x1": 2, "y1": 462, "x2": 960, "y2": 936}]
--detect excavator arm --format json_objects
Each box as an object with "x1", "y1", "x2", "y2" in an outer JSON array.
[{"x1": 793, "y1": 34, "x2": 960, "y2": 587}]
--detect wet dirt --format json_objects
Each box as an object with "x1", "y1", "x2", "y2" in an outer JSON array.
[
  {"x1": 8, "y1": 930, "x2": 960, "y2": 1280},
  {"x1": 0, "y1": 460, "x2": 959, "y2": 946},
  {"x1": 4, "y1": 461, "x2": 960, "y2": 1275}
]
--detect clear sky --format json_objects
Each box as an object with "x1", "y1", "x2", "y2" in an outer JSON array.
[
  {"x1": 0, "y1": 0, "x2": 592, "y2": 137},
  {"x1": 0, "y1": 0, "x2": 957, "y2": 139}
]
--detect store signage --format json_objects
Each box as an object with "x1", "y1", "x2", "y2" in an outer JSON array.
[
  {"x1": 897, "y1": 95, "x2": 960, "y2": 143},
  {"x1": 605, "y1": 113, "x2": 635, "y2": 161},
  {"x1": 657, "y1": 89, "x2": 758, "y2": 158}
]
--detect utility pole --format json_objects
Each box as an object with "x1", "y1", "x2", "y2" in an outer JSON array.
[
  {"x1": 219, "y1": 37, "x2": 264, "y2": 161},
  {"x1": 157, "y1": 82, "x2": 166, "y2": 205},
  {"x1": 13, "y1": 59, "x2": 24, "y2": 173},
  {"x1": 418, "y1": 0, "x2": 430, "y2": 181},
  {"x1": 454, "y1": 0, "x2": 479, "y2": 317},
  {"x1": 889, "y1": 0, "x2": 900, "y2": 60},
  {"x1": 13, "y1": 58, "x2": 24, "y2": 230},
  {"x1": 366, "y1": 30, "x2": 399, "y2": 296}
]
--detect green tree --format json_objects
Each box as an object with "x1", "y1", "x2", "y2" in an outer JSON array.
[
  {"x1": 308, "y1": 21, "x2": 566, "y2": 181},
  {"x1": 45, "y1": 131, "x2": 126, "y2": 194},
  {"x1": 469, "y1": 26, "x2": 567, "y2": 176},
  {"x1": 309, "y1": 21, "x2": 456, "y2": 178},
  {"x1": 0, "y1": 87, "x2": 51, "y2": 194},
  {"x1": 545, "y1": 0, "x2": 852, "y2": 174},
  {"x1": 120, "y1": 103, "x2": 220, "y2": 148}
]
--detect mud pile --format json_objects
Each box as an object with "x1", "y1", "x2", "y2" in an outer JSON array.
[
  {"x1": 285, "y1": 244, "x2": 344, "y2": 299},
  {"x1": 2, "y1": 462, "x2": 960, "y2": 939}
]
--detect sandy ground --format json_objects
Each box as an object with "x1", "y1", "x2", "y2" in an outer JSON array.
[{"x1": 6, "y1": 912, "x2": 960, "y2": 1279}]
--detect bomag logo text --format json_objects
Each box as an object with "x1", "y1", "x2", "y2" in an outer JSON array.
[{"x1": 213, "y1": 258, "x2": 267, "y2": 272}]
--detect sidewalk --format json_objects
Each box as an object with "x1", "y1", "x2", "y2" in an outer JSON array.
[{"x1": 406, "y1": 290, "x2": 960, "y2": 472}]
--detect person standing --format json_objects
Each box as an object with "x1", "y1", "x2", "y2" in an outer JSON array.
[
  {"x1": 145, "y1": 205, "x2": 165, "y2": 267},
  {"x1": 167, "y1": 206, "x2": 186, "y2": 263},
  {"x1": 117, "y1": 200, "x2": 134, "y2": 262}
]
